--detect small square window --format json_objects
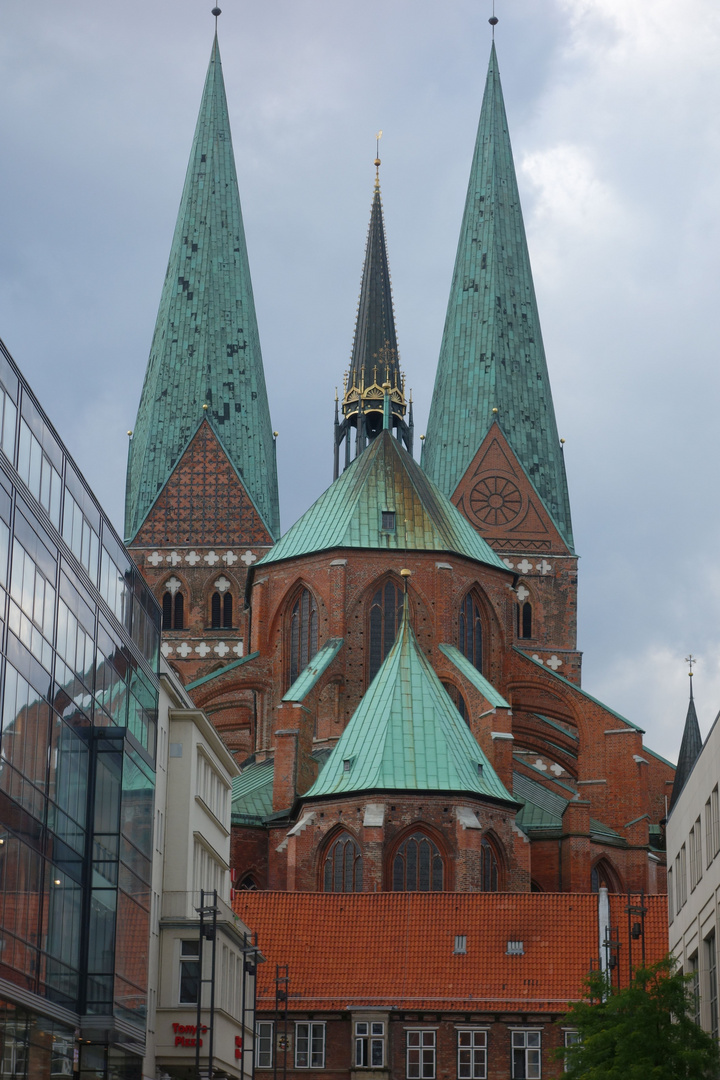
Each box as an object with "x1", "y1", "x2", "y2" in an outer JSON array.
[{"x1": 381, "y1": 511, "x2": 396, "y2": 531}]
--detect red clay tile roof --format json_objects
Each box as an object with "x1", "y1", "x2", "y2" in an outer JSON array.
[{"x1": 234, "y1": 892, "x2": 669, "y2": 1013}]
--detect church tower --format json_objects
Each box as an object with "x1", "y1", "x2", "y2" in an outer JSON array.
[
  {"x1": 126, "y1": 22, "x2": 279, "y2": 709},
  {"x1": 334, "y1": 158, "x2": 412, "y2": 478},
  {"x1": 422, "y1": 43, "x2": 580, "y2": 681}
]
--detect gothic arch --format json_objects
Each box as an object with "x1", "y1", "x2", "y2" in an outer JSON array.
[
  {"x1": 209, "y1": 588, "x2": 233, "y2": 629},
  {"x1": 319, "y1": 826, "x2": 364, "y2": 893},
  {"x1": 479, "y1": 831, "x2": 505, "y2": 892},
  {"x1": 457, "y1": 589, "x2": 485, "y2": 673},
  {"x1": 283, "y1": 583, "x2": 321, "y2": 688},
  {"x1": 386, "y1": 823, "x2": 449, "y2": 892},
  {"x1": 441, "y1": 679, "x2": 469, "y2": 724},
  {"x1": 365, "y1": 574, "x2": 405, "y2": 684},
  {"x1": 515, "y1": 580, "x2": 534, "y2": 640},
  {"x1": 160, "y1": 573, "x2": 187, "y2": 630},
  {"x1": 591, "y1": 856, "x2": 623, "y2": 894}
]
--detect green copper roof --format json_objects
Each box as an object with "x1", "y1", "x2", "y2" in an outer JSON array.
[
  {"x1": 438, "y1": 644, "x2": 509, "y2": 708},
  {"x1": 186, "y1": 650, "x2": 260, "y2": 691},
  {"x1": 125, "y1": 35, "x2": 279, "y2": 541},
  {"x1": 231, "y1": 758, "x2": 275, "y2": 824},
  {"x1": 258, "y1": 430, "x2": 506, "y2": 570},
  {"x1": 283, "y1": 638, "x2": 344, "y2": 703},
  {"x1": 422, "y1": 43, "x2": 573, "y2": 551},
  {"x1": 304, "y1": 601, "x2": 513, "y2": 802}
]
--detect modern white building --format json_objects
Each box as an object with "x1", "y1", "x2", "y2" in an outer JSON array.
[
  {"x1": 667, "y1": 680, "x2": 719, "y2": 1037},
  {"x1": 144, "y1": 661, "x2": 260, "y2": 1080}
]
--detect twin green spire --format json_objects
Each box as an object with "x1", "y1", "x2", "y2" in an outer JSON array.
[
  {"x1": 422, "y1": 42, "x2": 573, "y2": 550},
  {"x1": 125, "y1": 34, "x2": 279, "y2": 542}
]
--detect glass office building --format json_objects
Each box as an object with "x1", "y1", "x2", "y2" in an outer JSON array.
[{"x1": 0, "y1": 337, "x2": 161, "y2": 1080}]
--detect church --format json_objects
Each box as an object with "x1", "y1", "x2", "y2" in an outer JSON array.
[{"x1": 124, "y1": 19, "x2": 673, "y2": 901}]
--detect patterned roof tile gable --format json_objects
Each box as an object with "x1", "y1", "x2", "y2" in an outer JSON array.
[
  {"x1": 125, "y1": 34, "x2": 279, "y2": 542},
  {"x1": 422, "y1": 42, "x2": 572, "y2": 549}
]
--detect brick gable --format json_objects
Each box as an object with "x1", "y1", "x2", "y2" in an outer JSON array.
[{"x1": 133, "y1": 420, "x2": 273, "y2": 548}]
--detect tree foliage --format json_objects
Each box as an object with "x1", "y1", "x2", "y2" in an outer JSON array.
[{"x1": 560, "y1": 955, "x2": 719, "y2": 1079}]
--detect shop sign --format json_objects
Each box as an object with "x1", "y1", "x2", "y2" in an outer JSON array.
[{"x1": 171, "y1": 1023, "x2": 208, "y2": 1048}]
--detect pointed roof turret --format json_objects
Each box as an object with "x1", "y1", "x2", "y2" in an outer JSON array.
[
  {"x1": 669, "y1": 675, "x2": 703, "y2": 811},
  {"x1": 304, "y1": 595, "x2": 513, "y2": 802},
  {"x1": 334, "y1": 155, "x2": 412, "y2": 477},
  {"x1": 125, "y1": 30, "x2": 279, "y2": 542},
  {"x1": 422, "y1": 42, "x2": 573, "y2": 550}
]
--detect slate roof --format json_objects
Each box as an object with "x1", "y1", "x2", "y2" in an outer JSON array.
[
  {"x1": 125, "y1": 34, "x2": 279, "y2": 541},
  {"x1": 347, "y1": 178, "x2": 403, "y2": 403},
  {"x1": 304, "y1": 600, "x2": 513, "y2": 803},
  {"x1": 233, "y1": 891, "x2": 669, "y2": 1011},
  {"x1": 669, "y1": 682, "x2": 703, "y2": 811},
  {"x1": 258, "y1": 429, "x2": 507, "y2": 569},
  {"x1": 422, "y1": 42, "x2": 573, "y2": 550}
]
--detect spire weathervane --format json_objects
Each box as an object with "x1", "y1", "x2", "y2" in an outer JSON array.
[{"x1": 375, "y1": 130, "x2": 382, "y2": 186}]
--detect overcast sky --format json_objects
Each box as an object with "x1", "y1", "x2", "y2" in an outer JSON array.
[{"x1": 1, "y1": 0, "x2": 719, "y2": 764}]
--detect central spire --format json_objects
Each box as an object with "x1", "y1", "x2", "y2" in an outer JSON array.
[{"x1": 334, "y1": 155, "x2": 412, "y2": 478}]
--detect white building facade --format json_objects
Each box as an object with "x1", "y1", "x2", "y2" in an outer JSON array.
[
  {"x1": 667, "y1": 703, "x2": 720, "y2": 1037},
  {"x1": 144, "y1": 662, "x2": 260, "y2": 1080}
]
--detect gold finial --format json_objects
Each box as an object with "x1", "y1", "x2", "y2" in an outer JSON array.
[
  {"x1": 375, "y1": 130, "x2": 382, "y2": 185},
  {"x1": 419, "y1": 434, "x2": 425, "y2": 442},
  {"x1": 492, "y1": 407, "x2": 498, "y2": 414},
  {"x1": 273, "y1": 431, "x2": 279, "y2": 438},
  {"x1": 127, "y1": 430, "x2": 133, "y2": 437},
  {"x1": 686, "y1": 655, "x2": 697, "y2": 677},
  {"x1": 335, "y1": 387, "x2": 339, "y2": 402},
  {"x1": 203, "y1": 403, "x2": 209, "y2": 410},
  {"x1": 400, "y1": 568, "x2": 412, "y2": 578}
]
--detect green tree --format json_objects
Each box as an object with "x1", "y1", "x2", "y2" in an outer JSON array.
[{"x1": 560, "y1": 955, "x2": 719, "y2": 1079}]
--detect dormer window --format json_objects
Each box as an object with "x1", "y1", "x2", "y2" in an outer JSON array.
[{"x1": 381, "y1": 511, "x2": 396, "y2": 531}]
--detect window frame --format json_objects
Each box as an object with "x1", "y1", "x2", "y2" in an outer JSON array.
[
  {"x1": 288, "y1": 588, "x2": 319, "y2": 686},
  {"x1": 391, "y1": 830, "x2": 445, "y2": 893},
  {"x1": 368, "y1": 577, "x2": 404, "y2": 684},
  {"x1": 355, "y1": 1021, "x2": 385, "y2": 1068},
  {"x1": 295, "y1": 1021, "x2": 325, "y2": 1069},
  {"x1": 406, "y1": 1028, "x2": 436, "y2": 1080},
  {"x1": 322, "y1": 831, "x2": 363, "y2": 894},
  {"x1": 457, "y1": 1028, "x2": 487, "y2": 1080},
  {"x1": 511, "y1": 1029, "x2": 542, "y2": 1079},
  {"x1": 256, "y1": 1021, "x2": 274, "y2": 1069},
  {"x1": 179, "y1": 938, "x2": 200, "y2": 1005}
]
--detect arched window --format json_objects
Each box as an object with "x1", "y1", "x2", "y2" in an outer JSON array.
[
  {"x1": 480, "y1": 837, "x2": 499, "y2": 891},
  {"x1": 591, "y1": 858, "x2": 621, "y2": 893},
  {"x1": 210, "y1": 592, "x2": 233, "y2": 629},
  {"x1": 238, "y1": 875, "x2": 258, "y2": 891},
  {"x1": 162, "y1": 590, "x2": 184, "y2": 630},
  {"x1": 323, "y1": 834, "x2": 363, "y2": 893},
  {"x1": 392, "y1": 832, "x2": 444, "y2": 892},
  {"x1": 369, "y1": 580, "x2": 404, "y2": 682},
  {"x1": 459, "y1": 593, "x2": 482, "y2": 672},
  {"x1": 289, "y1": 588, "x2": 318, "y2": 684},
  {"x1": 442, "y1": 681, "x2": 469, "y2": 724},
  {"x1": 517, "y1": 601, "x2": 532, "y2": 639},
  {"x1": 211, "y1": 592, "x2": 221, "y2": 628}
]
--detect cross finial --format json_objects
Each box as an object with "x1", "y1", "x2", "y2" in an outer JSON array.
[
  {"x1": 374, "y1": 130, "x2": 382, "y2": 186},
  {"x1": 489, "y1": 0, "x2": 498, "y2": 36},
  {"x1": 686, "y1": 654, "x2": 697, "y2": 677}
]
